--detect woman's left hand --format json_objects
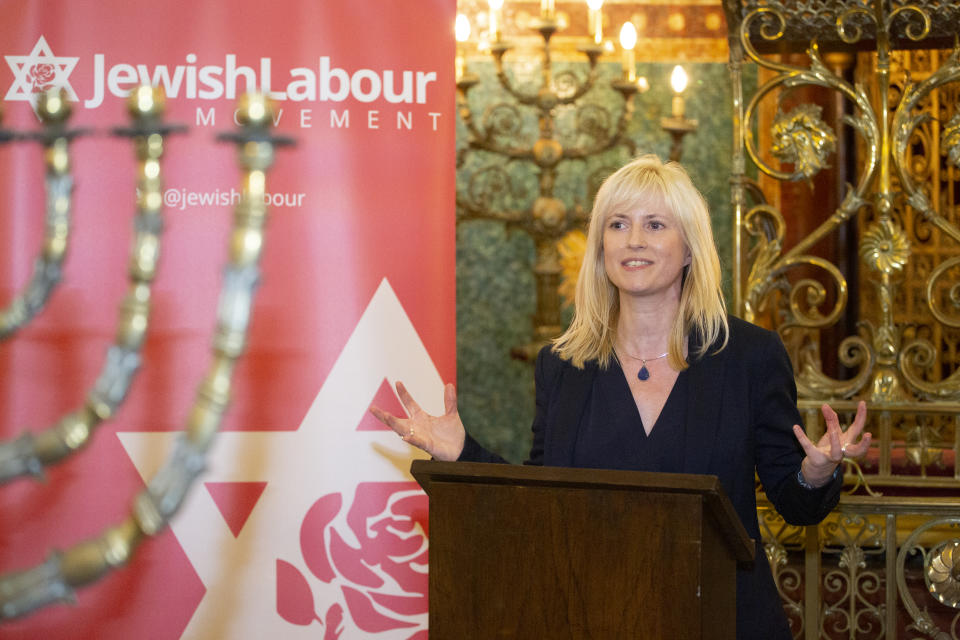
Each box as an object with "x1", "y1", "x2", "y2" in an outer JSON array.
[{"x1": 792, "y1": 400, "x2": 871, "y2": 488}]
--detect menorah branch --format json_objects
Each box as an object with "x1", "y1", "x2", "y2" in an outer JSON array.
[
  {"x1": 0, "y1": 87, "x2": 178, "y2": 484},
  {"x1": 0, "y1": 92, "x2": 291, "y2": 622},
  {"x1": 0, "y1": 90, "x2": 77, "y2": 340}
]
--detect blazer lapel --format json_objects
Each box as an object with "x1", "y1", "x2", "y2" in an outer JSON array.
[
  {"x1": 682, "y1": 338, "x2": 726, "y2": 474},
  {"x1": 545, "y1": 361, "x2": 597, "y2": 467}
]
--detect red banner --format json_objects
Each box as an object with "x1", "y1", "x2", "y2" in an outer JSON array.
[{"x1": 0, "y1": 1, "x2": 454, "y2": 638}]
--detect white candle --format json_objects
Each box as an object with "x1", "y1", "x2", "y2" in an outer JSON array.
[
  {"x1": 586, "y1": 0, "x2": 604, "y2": 44},
  {"x1": 670, "y1": 65, "x2": 688, "y2": 117},
  {"x1": 489, "y1": 0, "x2": 503, "y2": 41},
  {"x1": 455, "y1": 14, "x2": 470, "y2": 80},
  {"x1": 619, "y1": 22, "x2": 637, "y2": 82}
]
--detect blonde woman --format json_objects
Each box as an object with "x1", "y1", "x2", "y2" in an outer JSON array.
[{"x1": 372, "y1": 154, "x2": 870, "y2": 640}]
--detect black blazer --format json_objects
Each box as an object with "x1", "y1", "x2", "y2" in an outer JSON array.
[{"x1": 460, "y1": 316, "x2": 841, "y2": 640}]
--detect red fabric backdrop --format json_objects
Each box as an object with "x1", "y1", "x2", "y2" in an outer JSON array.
[{"x1": 0, "y1": 1, "x2": 454, "y2": 637}]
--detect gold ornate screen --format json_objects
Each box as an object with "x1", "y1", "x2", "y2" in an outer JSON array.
[{"x1": 724, "y1": 0, "x2": 960, "y2": 637}]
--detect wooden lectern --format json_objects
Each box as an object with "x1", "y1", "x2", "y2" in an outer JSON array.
[{"x1": 411, "y1": 460, "x2": 754, "y2": 640}]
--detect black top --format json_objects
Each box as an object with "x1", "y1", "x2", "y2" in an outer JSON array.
[
  {"x1": 572, "y1": 360, "x2": 687, "y2": 472},
  {"x1": 459, "y1": 316, "x2": 844, "y2": 640}
]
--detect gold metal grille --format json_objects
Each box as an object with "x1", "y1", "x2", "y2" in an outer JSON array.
[{"x1": 726, "y1": 0, "x2": 960, "y2": 636}]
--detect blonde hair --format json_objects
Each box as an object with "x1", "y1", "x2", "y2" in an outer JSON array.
[{"x1": 553, "y1": 154, "x2": 728, "y2": 369}]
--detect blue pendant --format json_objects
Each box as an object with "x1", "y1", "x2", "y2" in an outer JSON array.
[{"x1": 637, "y1": 365, "x2": 650, "y2": 381}]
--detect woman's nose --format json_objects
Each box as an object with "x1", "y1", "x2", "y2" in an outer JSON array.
[{"x1": 628, "y1": 226, "x2": 646, "y2": 247}]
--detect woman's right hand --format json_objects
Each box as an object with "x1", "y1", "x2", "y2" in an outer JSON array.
[{"x1": 369, "y1": 381, "x2": 466, "y2": 462}]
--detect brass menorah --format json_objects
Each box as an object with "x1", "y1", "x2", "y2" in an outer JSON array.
[{"x1": 0, "y1": 86, "x2": 292, "y2": 620}]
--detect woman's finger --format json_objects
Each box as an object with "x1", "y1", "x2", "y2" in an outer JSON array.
[
  {"x1": 792, "y1": 425, "x2": 819, "y2": 458},
  {"x1": 370, "y1": 406, "x2": 404, "y2": 437},
  {"x1": 444, "y1": 383, "x2": 457, "y2": 415},
  {"x1": 827, "y1": 421, "x2": 843, "y2": 460},
  {"x1": 395, "y1": 381, "x2": 423, "y2": 416},
  {"x1": 842, "y1": 432, "x2": 872, "y2": 458},
  {"x1": 846, "y1": 401, "x2": 867, "y2": 438},
  {"x1": 820, "y1": 403, "x2": 840, "y2": 431}
]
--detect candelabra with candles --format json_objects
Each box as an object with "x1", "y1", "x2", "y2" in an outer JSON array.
[
  {"x1": 456, "y1": 0, "x2": 647, "y2": 359},
  {"x1": 456, "y1": 1, "x2": 699, "y2": 357}
]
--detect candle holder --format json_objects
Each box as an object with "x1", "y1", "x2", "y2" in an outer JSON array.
[{"x1": 660, "y1": 113, "x2": 698, "y2": 162}]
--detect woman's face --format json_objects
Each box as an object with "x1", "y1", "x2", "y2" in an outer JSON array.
[{"x1": 601, "y1": 196, "x2": 691, "y2": 302}]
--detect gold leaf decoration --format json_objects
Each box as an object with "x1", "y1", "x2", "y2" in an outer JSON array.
[
  {"x1": 926, "y1": 540, "x2": 960, "y2": 608},
  {"x1": 943, "y1": 113, "x2": 960, "y2": 169},
  {"x1": 859, "y1": 218, "x2": 910, "y2": 274},
  {"x1": 770, "y1": 104, "x2": 837, "y2": 179}
]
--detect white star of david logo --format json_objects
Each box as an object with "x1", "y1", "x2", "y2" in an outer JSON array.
[
  {"x1": 5, "y1": 36, "x2": 79, "y2": 108},
  {"x1": 118, "y1": 279, "x2": 440, "y2": 638}
]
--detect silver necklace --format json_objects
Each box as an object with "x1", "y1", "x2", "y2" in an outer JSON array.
[{"x1": 618, "y1": 349, "x2": 669, "y2": 381}]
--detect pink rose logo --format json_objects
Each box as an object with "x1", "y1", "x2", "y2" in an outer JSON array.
[
  {"x1": 277, "y1": 481, "x2": 428, "y2": 639},
  {"x1": 27, "y1": 63, "x2": 56, "y2": 93}
]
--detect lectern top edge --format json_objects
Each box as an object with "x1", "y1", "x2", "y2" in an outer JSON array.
[
  {"x1": 411, "y1": 459, "x2": 754, "y2": 563},
  {"x1": 412, "y1": 459, "x2": 720, "y2": 493}
]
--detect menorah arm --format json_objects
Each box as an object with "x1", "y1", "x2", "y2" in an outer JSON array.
[
  {"x1": 0, "y1": 93, "x2": 77, "y2": 340},
  {"x1": 0, "y1": 409, "x2": 99, "y2": 482},
  {"x1": 458, "y1": 93, "x2": 535, "y2": 161},
  {"x1": 553, "y1": 64, "x2": 601, "y2": 106},
  {"x1": 0, "y1": 402, "x2": 134, "y2": 484},
  {"x1": 0, "y1": 553, "x2": 75, "y2": 619},
  {"x1": 494, "y1": 69, "x2": 541, "y2": 107},
  {"x1": 0, "y1": 91, "x2": 176, "y2": 484},
  {"x1": 564, "y1": 87, "x2": 638, "y2": 160},
  {"x1": 0, "y1": 433, "x2": 44, "y2": 481},
  {"x1": 456, "y1": 195, "x2": 531, "y2": 225},
  {"x1": 0, "y1": 518, "x2": 147, "y2": 620},
  {"x1": 0, "y1": 91, "x2": 289, "y2": 623},
  {"x1": 563, "y1": 129, "x2": 634, "y2": 160},
  {"x1": 469, "y1": 138, "x2": 535, "y2": 160}
]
